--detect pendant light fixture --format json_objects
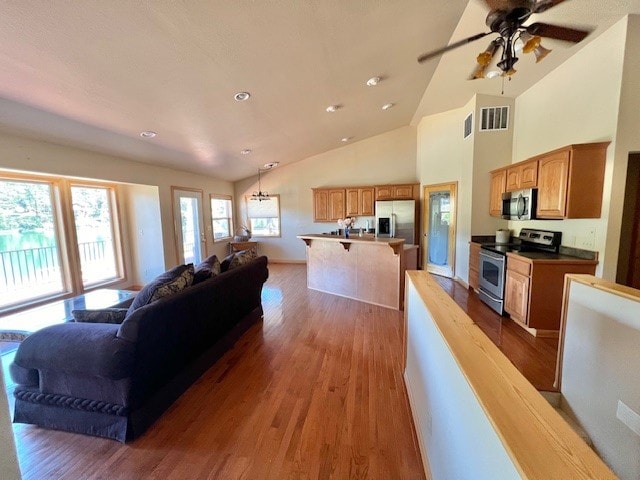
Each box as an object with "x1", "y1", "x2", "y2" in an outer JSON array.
[{"x1": 251, "y1": 168, "x2": 271, "y2": 202}]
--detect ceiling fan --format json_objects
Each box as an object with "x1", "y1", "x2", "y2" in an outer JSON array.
[{"x1": 417, "y1": 0, "x2": 592, "y2": 80}]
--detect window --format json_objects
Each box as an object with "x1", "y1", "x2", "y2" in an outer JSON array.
[
  {"x1": 210, "y1": 194, "x2": 233, "y2": 241},
  {"x1": 0, "y1": 174, "x2": 125, "y2": 312},
  {"x1": 0, "y1": 179, "x2": 65, "y2": 308},
  {"x1": 246, "y1": 194, "x2": 280, "y2": 237},
  {"x1": 71, "y1": 185, "x2": 122, "y2": 287}
]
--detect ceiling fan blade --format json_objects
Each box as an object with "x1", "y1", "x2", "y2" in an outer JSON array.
[
  {"x1": 417, "y1": 32, "x2": 491, "y2": 64},
  {"x1": 532, "y1": 0, "x2": 569, "y2": 14},
  {"x1": 527, "y1": 22, "x2": 591, "y2": 43}
]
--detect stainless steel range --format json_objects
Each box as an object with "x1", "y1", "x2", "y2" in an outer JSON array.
[{"x1": 478, "y1": 228, "x2": 562, "y2": 314}]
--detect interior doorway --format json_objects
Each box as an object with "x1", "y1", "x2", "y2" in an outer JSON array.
[
  {"x1": 172, "y1": 187, "x2": 205, "y2": 265},
  {"x1": 617, "y1": 153, "x2": 640, "y2": 288},
  {"x1": 422, "y1": 182, "x2": 457, "y2": 277}
]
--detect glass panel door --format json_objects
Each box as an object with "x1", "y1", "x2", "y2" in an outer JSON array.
[
  {"x1": 422, "y1": 182, "x2": 457, "y2": 277},
  {"x1": 71, "y1": 185, "x2": 120, "y2": 286},
  {"x1": 0, "y1": 179, "x2": 65, "y2": 308},
  {"x1": 173, "y1": 188, "x2": 205, "y2": 265}
]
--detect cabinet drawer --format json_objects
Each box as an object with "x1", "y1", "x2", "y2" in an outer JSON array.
[{"x1": 507, "y1": 257, "x2": 531, "y2": 276}]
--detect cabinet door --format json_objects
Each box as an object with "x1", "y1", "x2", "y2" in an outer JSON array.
[
  {"x1": 468, "y1": 242, "x2": 481, "y2": 291},
  {"x1": 329, "y1": 189, "x2": 346, "y2": 221},
  {"x1": 376, "y1": 186, "x2": 393, "y2": 200},
  {"x1": 537, "y1": 150, "x2": 570, "y2": 218},
  {"x1": 360, "y1": 188, "x2": 375, "y2": 216},
  {"x1": 504, "y1": 269, "x2": 530, "y2": 323},
  {"x1": 313, "y1": 189, "x2": 329, "y2": 222},
  {"x1": 505, "y1": 167, "x2": 520, "y2": 192},
  {"x1": 393, "y1": 184, "x2": 414, "y2": 199},
  {"x1": 520, "y1": 161, "x2": 538, "y2": 188},
  {"x1": 489, "y1": 169, "x2": 506, "y2": 217},
  {"x1": 345, "y1": 189, "x2": 360, "y2": 217}
]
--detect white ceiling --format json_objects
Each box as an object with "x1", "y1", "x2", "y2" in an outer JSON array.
[{"x1": 0, "y1": 1, "x2": 638, "y2": 182}]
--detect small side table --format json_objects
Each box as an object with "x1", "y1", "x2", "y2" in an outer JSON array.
[{"x1": 230, "y1": 241, "x2": 258, "y2": 256}]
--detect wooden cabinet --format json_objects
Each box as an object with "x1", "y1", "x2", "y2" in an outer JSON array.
[
  {"x1": 313, "y1": 188, "x2": 346, "y2": 222},
  {"x1": 535, "y1": 142, "x2": 609, "y2": 219},
  {"x1": 504, "y1": 253, "x2": 597, "y2": 336},
  {"x1": 468, "y1": 242, "x2": 481, "y2": 292},
  {"x1": 506, "y1": 160, "x2": 538, "y2": 192},
  {"x1": 489, "y1": 169, "x2": 506, "y2": 217},
  {"x1": 346, "y1": 187, "x2": 375, "y2": 216},
  {"x1": 375, "y1": 184, "x2": 417, "y2": 200},
  {"x1": 504, "y1": 268, "x2": 530, "y2": 323}
]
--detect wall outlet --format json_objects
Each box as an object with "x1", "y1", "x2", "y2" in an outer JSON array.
[
  {"x1": 616, "y1": 400, "x2": 640, "y2": 437},
  {"x1": 577, "y1": 229, "x2": 596, "y2": 250}
]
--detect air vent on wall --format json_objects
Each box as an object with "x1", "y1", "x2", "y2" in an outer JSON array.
[
  {"x1": 464, "y1": 113, "x2": 473, "y2": 139},
  {"x1": 480, "y1": 106, "x2": 509, "y2": 131}
]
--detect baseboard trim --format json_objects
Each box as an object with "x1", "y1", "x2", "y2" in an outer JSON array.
[
  {"x1": 267, "y1": 259, "x2": 306, "y2": 265},
  {"x1": 454, "y1": 277, "x2": 469, "y2": 289}
]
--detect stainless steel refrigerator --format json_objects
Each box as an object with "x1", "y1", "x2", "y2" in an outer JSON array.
[{"x1": 375, "y1": 200, "x2": 416, "y2": 245}]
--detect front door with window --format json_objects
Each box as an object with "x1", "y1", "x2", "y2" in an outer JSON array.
[
  {"x1": 422, "y1": 182, "x2": 457, "y2": 277},
  {"x1": 172, "y1": 188, "x2": 205, "y2": 265}
]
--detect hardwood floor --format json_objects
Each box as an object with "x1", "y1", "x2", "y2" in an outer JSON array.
[
  {"x1": 9, "y1": 264, "x2": 426, "y2": 480},
  {"x1": 431, "y1": 274, "x2": 559, "y2": 392}
]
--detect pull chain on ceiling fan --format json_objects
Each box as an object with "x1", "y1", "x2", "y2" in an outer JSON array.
[{"x1": 417, "y1": 0, "x2": 592, "y2": 80}]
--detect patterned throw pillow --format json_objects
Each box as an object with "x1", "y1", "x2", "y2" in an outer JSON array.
[
  {"x1": 126, "y1": 264, "x2": 194, "y2": 315},
  {"x1": 72, "y1": 308, "x2": 129, "y2": 324},
  {"x1": 228, "y1": 248, "x2": 257, "y2": 270},
  {"x1": 193, "y1": 254, "x2": 222, "y2": 284},
  {"x1": 220, "y1": 253, "x2": 235, "y2": 273}
]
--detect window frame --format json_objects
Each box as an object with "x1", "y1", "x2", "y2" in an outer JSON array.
[
  {"x1": 210, "y1": 194, "x2": 234, "y2": 242},
  {"x1": 245, "y1": 194, "x2": 281, "y2": 238},
  {"x1": 0, "y1": 172, "x2": 126, "y2": 314}
]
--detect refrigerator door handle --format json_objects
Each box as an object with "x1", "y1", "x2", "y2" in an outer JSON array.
[{"x1": 391, "y1": 213, "x2": 396, "y2": 238}]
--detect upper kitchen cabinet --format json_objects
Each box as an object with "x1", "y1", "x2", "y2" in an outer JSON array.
[
  {"x1": 375, "y1": 184, "x2": 417, "y2": 201},
  {"x1": 489, "y1": 169, "x2": 506, "y2": 217},
  {"x1": 505, "y1": 160, "x2": 538, "y2": 192},
  {"x1": 313, "y1": 188, "x2": 346, "y2": 222},
  {"x1": 346, "y1": 187, "x2": 375, "y2": 216},
  {"x1": 536, "y1": 142, "x2": 610, "y2": 219}
]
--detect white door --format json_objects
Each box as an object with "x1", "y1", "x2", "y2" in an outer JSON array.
[{"x1": 172, "y1": 188, "x2": 205, "y2": 265}]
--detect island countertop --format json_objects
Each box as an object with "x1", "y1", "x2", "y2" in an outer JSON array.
[{"x1": 298, "y1": 233, "x2": 415, "y2": 309}]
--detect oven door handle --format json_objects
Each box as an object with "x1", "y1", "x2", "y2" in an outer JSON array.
[{"x1": 479, "y1": 249, "x2": 506, "y2": 263}]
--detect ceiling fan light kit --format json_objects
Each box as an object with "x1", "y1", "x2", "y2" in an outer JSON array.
[{"x1": 417, "y1": 0, "x2": 591, "y2": 80}]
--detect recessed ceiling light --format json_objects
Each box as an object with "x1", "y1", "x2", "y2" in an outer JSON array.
[
  {"x1": 263, "y1": 162, "x2": 279, "y2": 169},
  {"x1": 366, "y1": 76, "x2": 381, "y2": 86},
  {"x1": 341, "y1": 137, "x2": 352, "y2": 142},
  {"x1": 234, "y1": 91, "x2": 251, "y2": 101},
  {"x1": 381, "y1": 103, "x2": 395, "y2": 110},
  {"x1": 140, "y1": 131, "x2": 157, "y2": 138},
  {"x1": 241, "y1": 149, "x2": 252, "y2": 155},
  {"x1": 326, "y1": 104, "x2": 341, "y2": 113}
]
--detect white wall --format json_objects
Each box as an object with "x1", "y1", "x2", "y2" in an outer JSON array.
[
  {"x1": 234, "y1": 126, "x2": 417, "y2": 262},
  {"x1": 416, "y1": 94, "x2": 512, "y2": 284},
  {"x1": 0, "y1": 131, "x2": 235, "y2": 275},
  {"x1": 404, "y1": 280, "x2": 521, "y2": 479},
  {"x1": 510, "y1": 17, "x2": 628, "y2": 278},
  {"x1": 122, "y1": 184, "x2": 165, "y2": 285},
  {"x1": 560, "y1": 278, "x2": 640, "y2": 479}
]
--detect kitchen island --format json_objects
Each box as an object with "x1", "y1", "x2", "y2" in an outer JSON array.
[{"x1": 297, "y1": 234, "x2": 418, "y2": 310}]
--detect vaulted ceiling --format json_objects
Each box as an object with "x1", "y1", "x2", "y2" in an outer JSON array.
[{"x1": 0, "y1": 1, "x2": 638, "y2": 181}]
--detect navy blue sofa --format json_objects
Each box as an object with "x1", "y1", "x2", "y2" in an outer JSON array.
[{"x1": 10, "y1": 256, "x2": 268, "y2": 442}]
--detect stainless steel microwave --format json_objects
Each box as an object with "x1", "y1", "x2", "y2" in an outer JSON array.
[{"x1": 502, "y1": 188, "x2": 537, "y2": 220}]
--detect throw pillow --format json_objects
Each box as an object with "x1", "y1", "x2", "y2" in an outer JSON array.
[
  {"x1": 72, "y1": 308, "x2": 129, "y2": 324},
  {"x1": 220, "y1": 253, "x2": 235, "y2": 273},
  {"x1": 227, "y1": 248, "x2": 257, "y2": 270},
  {"x1": 127, "y1": 264, "x2": 194, "y2": 315},
  {"x1": 193, "y1": 254, "x2": 221, "y2": 284}
]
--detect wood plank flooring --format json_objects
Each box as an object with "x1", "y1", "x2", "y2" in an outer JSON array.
[
  {"x1": 9, "y1": 264, "x2": 426, "y2": 480},
  {"x1": 431, "y1": 274, "x2": 559, "y2": 392}
]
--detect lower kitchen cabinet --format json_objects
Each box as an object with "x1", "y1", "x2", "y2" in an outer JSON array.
[
  {"x1": 504, "y1": 253, "x2": 597, "y2": 336},
  {"x1": 468, "y1": 242, "x2": 481, "y2": 292}
]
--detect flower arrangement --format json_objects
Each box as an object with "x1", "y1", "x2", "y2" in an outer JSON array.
[{"x1": 337, "y1": 217, "x2": 356, "y2": 237}]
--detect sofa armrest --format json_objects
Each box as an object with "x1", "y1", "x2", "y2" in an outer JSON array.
[{"x1": 12, "y1": 322, "x2": 135, "y2": 381}]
